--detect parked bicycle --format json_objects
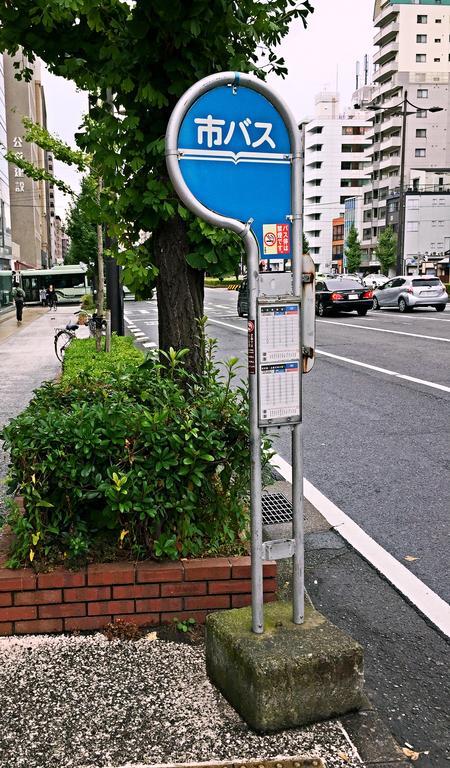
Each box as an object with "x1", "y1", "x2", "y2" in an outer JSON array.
[{"x1": 54, "y1": 312, "x2": 107, "y2": 362}]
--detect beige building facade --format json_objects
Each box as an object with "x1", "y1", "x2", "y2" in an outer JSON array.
[{"x1": 4, "y1": 52, "x2": 52, "y2": 269}]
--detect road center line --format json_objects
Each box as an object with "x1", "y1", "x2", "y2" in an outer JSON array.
[
  {"x1": 270, "y1": 453, "x2": 450, "y2": 638},
  {"x1": 207, "y1": 318, "x2": 450, "y2": 393},
  {"x1": 318, "y1": 319, "x2": 450, "y2": 343}
]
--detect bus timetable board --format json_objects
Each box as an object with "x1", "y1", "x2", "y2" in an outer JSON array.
[{"x1": 257, "y1": 299, "x2": 301, "y2": 427}]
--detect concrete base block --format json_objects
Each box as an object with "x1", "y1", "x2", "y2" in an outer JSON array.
[{"x1": 206, "y1": 601, "x2": 364, "y2": 733}]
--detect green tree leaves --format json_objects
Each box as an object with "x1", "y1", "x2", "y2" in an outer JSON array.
[
  {"x1": 345, "y1": 225, "x2": 362, "y2": 274},
  {"x1": 374, "y1": 225, "x2": 397, "y2": 276}
]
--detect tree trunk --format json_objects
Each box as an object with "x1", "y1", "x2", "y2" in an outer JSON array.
[{"x1": 153, "y1": 215, "x2": 204, "y2": 376}]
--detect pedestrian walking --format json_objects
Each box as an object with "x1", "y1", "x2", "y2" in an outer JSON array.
[
  {"x1": 39, "y1": 288, "x2": 47, "y2": 307},
  {"x1": 46, "y1": 285, "x2": 58, "y2": 311},
  {"x1": 12, "y1": 284, "x2": 25, "y2": 325}
]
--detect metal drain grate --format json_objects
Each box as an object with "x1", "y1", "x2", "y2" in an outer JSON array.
[{"x1": 262, "y1": 492, "x2": 292, "y2": 525}]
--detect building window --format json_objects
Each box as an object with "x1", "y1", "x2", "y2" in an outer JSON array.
[
  {"x1": 434, "y1": 57, "x2": 441, "y2": 62},
  {"x1": 434, "y1": 38, "x2": 441, "y2": 43},
  {"x1": 416, "y1": 54, "x2": 426, "y2": 62},
  {"x1": 406, "y1": 222, "x2": 419, "y2": 232},
  {"x1": 417, "y1": 15, "x2": 427, "y2": 24},
  {"x1": 416, "y1": 128, "x2": 427, "y2": 138},
  {"x1": 416, "y1": 34, "x2": 427, "y2": 43},
  {"x1": 416, "y1": 109, "x2": 427, "y2": 118},
  {"x1": 435, "y1": 18, "x2": 441, "y2": 23},
  {"x1": 417, "y1": 88, "x2": 428, "y2": 98},
  {"x1": 415, "y1": 148, "x2": 426, "y2": 157}
]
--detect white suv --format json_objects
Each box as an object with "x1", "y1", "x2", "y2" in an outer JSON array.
[{"x1": 373, "y1": 276, "x2": 448, "y2": 312}]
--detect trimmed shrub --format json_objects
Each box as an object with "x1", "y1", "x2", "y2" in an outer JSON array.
[{"x1": 2, "y1": 339, "x2": 256, "y2": 568}]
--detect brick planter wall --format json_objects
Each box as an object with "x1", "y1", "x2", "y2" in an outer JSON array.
[{"x1": 0, "y1": 557, "x2": 277, "y2": 636}]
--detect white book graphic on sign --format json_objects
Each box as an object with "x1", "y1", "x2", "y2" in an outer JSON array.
[{"x1": 179, "y1": 148, "x2": 291, "y2": 165}]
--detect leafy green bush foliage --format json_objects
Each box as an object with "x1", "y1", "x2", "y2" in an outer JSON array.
[
  {"x1": 445, "y1": 283, "x2": 450, "y2": 297},
  {"x1": 2, "y1": 338, "x2": 254, "y2": 568},
  {"x1": 62, "y1": 335, "x2": 144, "y2": 383}
]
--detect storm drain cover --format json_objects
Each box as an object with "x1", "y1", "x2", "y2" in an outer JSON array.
[{"x1": 262, "y1": 492, "x2": 292, "y2": 525}]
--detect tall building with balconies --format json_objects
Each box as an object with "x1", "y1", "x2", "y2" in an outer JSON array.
[
  {"x1": 300, "y1": 92, "x2": 371, "y2": 273},
  {"x1": 357, "y1": 0, "x2": 450, "y2": 267}
]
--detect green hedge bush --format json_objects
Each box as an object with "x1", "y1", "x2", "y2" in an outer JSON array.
[{"x1": 2, "y1": 339, "x2": 257, "y2": 568}]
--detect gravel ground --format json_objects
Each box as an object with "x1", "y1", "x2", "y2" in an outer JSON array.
[{"x1": 0, "y1": 634, "x2": 362, "y2": 768}]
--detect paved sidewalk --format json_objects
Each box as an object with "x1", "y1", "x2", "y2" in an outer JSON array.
[{"x1": 0, "y1": 305, "x2": 78, "y2": 515}]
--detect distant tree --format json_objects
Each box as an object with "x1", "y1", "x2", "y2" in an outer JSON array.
[
  {"x1": 374, "y1": 225, "x2": 397, "y2": 276},
  {"x1": 303, "y1": 232, "x2": 310, "y2": 254},
  {"x1": 345, "y1": 225, "x2": 362, "y2": 273},
  {"x1": 65, "y1": 175, "x2": 99, "y2": 272}
]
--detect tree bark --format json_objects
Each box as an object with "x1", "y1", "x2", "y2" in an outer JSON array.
[{"x1": 153, "y1": 215, "x2": 204, "y2": 376}]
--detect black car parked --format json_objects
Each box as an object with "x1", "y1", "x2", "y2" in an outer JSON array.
[{"x1": 315, "y1": 278, "x2": 373, "y2": 317}]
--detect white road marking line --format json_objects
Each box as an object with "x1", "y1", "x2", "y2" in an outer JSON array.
[
  {"x1": 207, "y1": 318, "x2": 450, "y2": 393},
  {"x1": 133, "y1": 331, "x2": 147, "y2": 337},
  {"x1": 143, "y1": 341, "x2": 157, "y2": 348},
  {"x1": 270, "y1": 453, "x2": 450, "y2": 638},
  {"x1": 318, "y1": 319, "x2": 450, "y2": 343},
  {"x1": 137, "y1": 309, "x2": 149, "y2": 314},
  {"x1": 317, "y1": 349, "x2": 450, "y2": 393}
]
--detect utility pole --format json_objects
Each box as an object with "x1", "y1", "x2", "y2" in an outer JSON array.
[
  {"x1": 396, "y1": 91, "x2": 408, "y2": 276},
  {"x1": 104, "y1": 88, "x2": 124, "y2": 336}
]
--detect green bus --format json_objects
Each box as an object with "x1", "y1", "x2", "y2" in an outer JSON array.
[{"x1": 19, "y1": 265, "x2": 90, "y2": 304}]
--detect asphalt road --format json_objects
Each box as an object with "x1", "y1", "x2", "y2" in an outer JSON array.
[{"x1": 125, "y1": 289, "x2": 450, "y2": 606}]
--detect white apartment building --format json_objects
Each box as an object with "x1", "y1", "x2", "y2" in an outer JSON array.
[
  {"x1": 300, "y1": 92, "x2": 371, "y2": 273},
  {"x1": 357, "y1": 0, "x2": 450, "y2": 266}
]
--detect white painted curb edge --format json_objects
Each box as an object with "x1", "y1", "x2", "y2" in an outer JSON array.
[{"x1": 270, "y1": 453, "x2": 450, "y2": 639}]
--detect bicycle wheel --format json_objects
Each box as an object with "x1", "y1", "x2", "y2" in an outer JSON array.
[{"x1": 54, "y1": 330, "x2": 74, "y2": 362}]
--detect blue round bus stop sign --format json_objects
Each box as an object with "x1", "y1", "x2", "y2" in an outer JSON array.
[{"x1": 171, "y1": 78, "x2": 294, "y2": 262}]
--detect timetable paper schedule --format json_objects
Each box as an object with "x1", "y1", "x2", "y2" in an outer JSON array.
[
  {"x1": 258, "y1": 303, "x2": 300, "y2": 363},
  {"x1": 259, "y1": 361, "x2": 300, "y2": 423}
]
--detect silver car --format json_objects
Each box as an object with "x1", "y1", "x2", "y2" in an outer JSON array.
[{"x1": 373, "y1": 275, "x2": 448, "y2": 313}]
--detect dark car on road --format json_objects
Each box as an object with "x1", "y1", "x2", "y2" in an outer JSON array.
[
  {"x1": 315, "y1": 278, "x2": 373, "y2": 317},
  {"x1": 237, "y1": 278, "x2": 248, "y2": 317}
]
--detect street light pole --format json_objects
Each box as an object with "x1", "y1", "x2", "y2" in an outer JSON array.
[{"x1": 396, "y1": 90, "x2": 408, "y2": 276}]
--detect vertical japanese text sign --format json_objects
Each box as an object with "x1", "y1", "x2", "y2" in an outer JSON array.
[{"x1": 165, "y1": 72, "x2": 294, "y2": 263}]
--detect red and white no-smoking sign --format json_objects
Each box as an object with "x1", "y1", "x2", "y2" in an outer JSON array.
[{"x1": 262, "y1": 223, "x2": 290, "y2": 255}]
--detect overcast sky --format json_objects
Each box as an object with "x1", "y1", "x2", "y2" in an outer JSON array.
[{"x1": 42, "y1": 0, "x2": 375, "y2": 220}]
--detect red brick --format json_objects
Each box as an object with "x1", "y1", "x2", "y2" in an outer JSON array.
[
  {"x1": 0, "y1": 593, "x2": 12, "y2": 607},
  {"x1": 114, "y1": 613, "x2": 160, "y2": 627},
  {"x1": 263, "y1": 561, "x2": 277, "y2": 578},
  {"x1": 88, "y1": 600, "x2": 134, "y2": 616},
  {"x1": 0, "y1": 605, "x2": 36, "y2": 622},
  {"x1": 64, "y1": 586, "x2": 110, "y2": 602},
  {"x1": 183, "y1": 558, "x2": 230, "y2": 581},
  {"x1": 112, "y1": 584, "x2": 159, "y2": 600},
  {"x1": 15, "y1": 619, "x2": 63, "y2": 635},
  {"x1": 263, "y1": 577, "x2": 277, "y2": 593},
  {"x1": 39, "y1": 603, "x2": 86, "y2": 619},
  {"x1": 15, "y1": 589, "x2": 62, "y2": 606},
  {"x1": 0, "y1": 622, "x2": 12, "y2": 636},
  {"x1": 0, "y1": 570, "x2": 36, "y2": 592},
  {"x1": 65, "y1": 615, "x2": 111, "y2": 632},
  {"x1": 209, "y1": 579, "x2": 251, "y2": 595},
  {"x1": 229, "y1": 556, "x2": 251, "y2": 579},
  {"x1": 161, "y1": 581, "x2": 206, "y2": 597},
  {"x1": 184, "y1": 595, "x2": 229, "y2": 610},
  {"x1": 38, "y1": 569, "x2": 85, "y2": 589},
  {"x1": 136, "y1": 597, "x2": 182, "y2": 613},
  {"x1": 137, "y1": 561, "x2": 183, "y2": 583},
  {"x1": 161, "y1": 609, "x2": 208, "y2": 625},
  {"x1": 87, "y1": 562, "x2": 135, "y2": 586},
  {"x1": 231, "y1": 593, "x2": 252, "y2": 608}
]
